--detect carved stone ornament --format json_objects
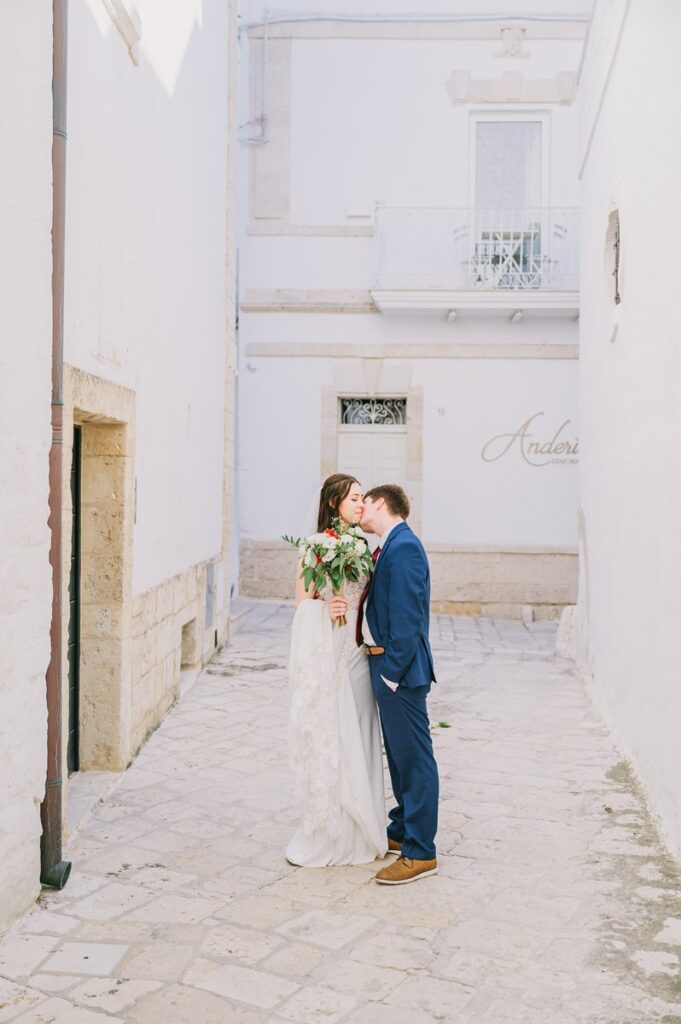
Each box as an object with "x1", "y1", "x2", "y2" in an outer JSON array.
[{"x1": 495, "y1": 26, "x2": 530, "y2": 59}]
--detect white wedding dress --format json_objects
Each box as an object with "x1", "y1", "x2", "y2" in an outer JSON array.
[{"x1": 286, "y1": 574, "x2": 388, "y2": 866}]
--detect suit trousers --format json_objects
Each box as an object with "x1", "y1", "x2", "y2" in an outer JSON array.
[{"x1": 368, "y1": 661, "x2": 439, "y2": 860}]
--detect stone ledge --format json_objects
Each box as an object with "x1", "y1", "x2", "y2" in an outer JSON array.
[
  {"x1": 431, "y1": 601, "x2": 564, "y2": 621},
  {"x1": 241, "y1": 289, "x2": 376, "y2": 314},
  {"x1": 247, "y1": 223, "x2": 374, "y2": 237},
  {"x1": 245, "y1": 341, "x2": 579, "y2": 360},
  {"x1": 246, "y1": 19, "x2": 588, "y2": 41}
]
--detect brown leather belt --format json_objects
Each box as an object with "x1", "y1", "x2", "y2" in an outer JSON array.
[{"x1": 364, "y1": 645, "x2": 385, "y2": 656}]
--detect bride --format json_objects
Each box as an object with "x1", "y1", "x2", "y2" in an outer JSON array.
[{"x1": 286, "y1": 473, "x2": 388, "y2": 867}]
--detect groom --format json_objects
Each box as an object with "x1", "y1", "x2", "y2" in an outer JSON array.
[{"x1": 358, "y1": 485, "x2": 439, "y2": 885}]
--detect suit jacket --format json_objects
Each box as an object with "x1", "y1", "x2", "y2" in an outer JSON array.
[{"x1": 365, "y1": 521, "x2": 436, "y2": 689}]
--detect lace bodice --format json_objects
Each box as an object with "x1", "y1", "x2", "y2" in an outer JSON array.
[{"x1": 319, "y1": 573, "x2": 369, "y2": 613}]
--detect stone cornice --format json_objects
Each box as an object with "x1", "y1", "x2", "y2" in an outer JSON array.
[
  {"x1": 372, "y1": 289, "x2": 580, "y2": 319},
  {"x1": 241, "y1": 290, "x2": 581, "y2": 320},
  {"x1": 246, "y1": 20, "x2": 588, "y2": 42},
  {"x1": 446, "y1": 69, "x2": 577, "y2": 105},
  {"x1": 245, "y1": 341, "x2": 578, "y2": 360},
  {"x1": 246, "y1": 223, "x2": 374, "y2": 238},
  {"x1": 240, "y1": 290, "x2": 376, "y2": 314}
]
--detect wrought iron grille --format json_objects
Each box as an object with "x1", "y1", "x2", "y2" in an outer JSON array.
[
  {"x1": 340, "y1": 398, "x2": 407, "y2": 426},
  {"x1": 374, "y1": 206, "x2": 579, "y2": 292}
]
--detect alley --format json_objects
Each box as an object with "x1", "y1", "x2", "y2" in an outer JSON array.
[{"x1": 1, "y1": 601, "x2": 681, "y2": 1023}]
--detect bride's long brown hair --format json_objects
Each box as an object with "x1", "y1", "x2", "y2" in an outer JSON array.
[{"x1": 317, "y1": 474, "x2": 360, "y2": 532}]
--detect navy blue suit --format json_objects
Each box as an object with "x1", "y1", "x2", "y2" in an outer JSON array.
[{"x1": 365, "y1": 522, "x2": 439, "y2": 860}]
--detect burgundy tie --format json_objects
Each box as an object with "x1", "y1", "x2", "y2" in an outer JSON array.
[{"x1": 355, "y1": 546, "x2": 381, "y2": 647}]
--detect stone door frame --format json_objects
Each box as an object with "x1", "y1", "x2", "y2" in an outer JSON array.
[
  {"x1": 320, "y1": 378, "x2": 423, "y2": 535},
  {"x1": 62, "y1": 366, "x2": 136, "y2": 784}
]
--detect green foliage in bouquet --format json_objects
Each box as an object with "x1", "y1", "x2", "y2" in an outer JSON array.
[{"x1": 282, "y1": 516, "x2": 375, "y2": 596}]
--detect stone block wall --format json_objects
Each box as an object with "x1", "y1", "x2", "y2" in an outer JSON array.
[
  {"x1": 238, "y1": 539, "x2": 578, "y2": 619},
  {"x1": 60, "y1": 370, "x2": 230, "y2": 774},
  {"x1": 61, "y1": 370, "x2": 136, "y2": 777},
  {"x1": 131, "y1": 562, "x2": 220, "y2": 755},
  {"x1": 428, "y1": 546, "x2": 578, "y2": 620},
  {"x1": 239, "y1": 540, "x2": 298, "y2": 600}
]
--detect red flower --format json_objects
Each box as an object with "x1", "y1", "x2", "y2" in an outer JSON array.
[
  {"x1": 316, "y1": 554, "x2": 322, "y2": 564},
  {"x1": 324, "y1": 529, "x2": 339, "y2": 538}
]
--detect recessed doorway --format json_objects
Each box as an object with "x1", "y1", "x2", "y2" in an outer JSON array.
[{"x1": 67, "y1": 425, "x2": 81, "y2": 775}]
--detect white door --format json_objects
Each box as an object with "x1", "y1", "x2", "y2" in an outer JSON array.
[{"x1": 337, "y1": 429, "x2": 407, "y2": 492}]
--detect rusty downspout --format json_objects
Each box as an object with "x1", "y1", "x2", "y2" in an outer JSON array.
[{"x1": 41, "y1": 0, "x2": 71, "y2": 890}]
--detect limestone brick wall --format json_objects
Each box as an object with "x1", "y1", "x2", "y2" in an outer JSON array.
[
  {"x1": 428, "y1": 546, "x2": 578, "y2": 620},
  {"x1": 238, "y1": 539, "x2": 577, "y2": 619},
  {"x1": 131, "y1": 563, "x2": 222, "y2": 755},
  {"x1": 239, "y1": 541, "x2": 299, "y2": 600},
  {"x1": 0, "y1": 1, "x2": 53, "y2": 930}
]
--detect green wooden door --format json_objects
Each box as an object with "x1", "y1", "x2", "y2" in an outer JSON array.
[{"x1": 67, "y1": 426, "x2": 81, "y2": 775}]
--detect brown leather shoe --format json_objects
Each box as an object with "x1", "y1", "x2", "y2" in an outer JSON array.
[
  {"x1": 386, "y1": 837, "x2": 402, "y2": 856},
  {"x1": 375, "y1": 856, "x2": 438, "y2": 885}
]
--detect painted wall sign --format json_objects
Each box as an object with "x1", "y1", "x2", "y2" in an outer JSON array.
[{"x1": 481, "y1": 412, "x2": 579, "y2": 467}]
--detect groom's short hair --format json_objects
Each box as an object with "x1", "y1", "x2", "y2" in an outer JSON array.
[{"x1": 364, "y1": 484, "x2": 410, "y2": 519}]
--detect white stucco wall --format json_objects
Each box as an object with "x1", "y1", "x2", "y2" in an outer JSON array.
[
  {"x1": 237, "y1": 5, "x2": 583, "y2": 566},
  {"x1": 287, "y1": 38, "x2": 581, "y2": 224},
  {"x1": 64, "y1": 0, "x2": 231, "y2": 595},
  {"x1": 0, "y1": 1, "x2": 53, "y2": 928},
  {"x1": 240, "y1": 353, "x2": 578, "y2": 547},
  {"x1": 576, "y1": 0, "x2": 681, "y2": 854}
]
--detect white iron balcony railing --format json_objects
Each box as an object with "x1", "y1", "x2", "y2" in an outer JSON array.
[{"x1": 374, "y1": 207, "x2": 579, "y2": 292}]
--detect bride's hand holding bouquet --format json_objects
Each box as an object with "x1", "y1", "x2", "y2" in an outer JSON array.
[{"x1": 283, "y1": 517, "x2": 374, "y2": 626}]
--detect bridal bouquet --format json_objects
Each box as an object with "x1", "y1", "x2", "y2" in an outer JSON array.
[{"x1": 283, "y1": 517, "x2": 374, "y2": 626}]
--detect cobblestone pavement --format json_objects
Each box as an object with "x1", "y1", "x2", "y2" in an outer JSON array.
[{"x1": 2, "y1": 600, "x2": 681, "y2": 1023}]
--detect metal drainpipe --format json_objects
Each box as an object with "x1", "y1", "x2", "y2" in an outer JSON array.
[{"x1": 41, "y1": 0, "x2": 72, "y2": 890}]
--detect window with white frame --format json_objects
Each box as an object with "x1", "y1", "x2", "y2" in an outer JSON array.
[
  {"x1": 474, "y1": 118, "x2": 544, "y2": 209},
  {"x1": 467, "y1": 114, "x2": 550, "y2": 289}
]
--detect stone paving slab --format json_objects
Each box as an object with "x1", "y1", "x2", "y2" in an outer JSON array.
[{"x1": 1, "y1": 599, "x2": 681, "y2": 1022}]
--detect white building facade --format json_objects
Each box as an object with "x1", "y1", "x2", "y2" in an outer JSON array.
[
  {"x1": 62, "y1": 0, "x2": 237, "y2": 765},
  {"x1": 0, "y1": 0, "x2": 237, "y2": 929},
  {"x1": 237, "y1": 0, "x2": 587, "y2": 617},
  {"x1": 0, "y1": 0, "x2": 54, "y2": 930},
  {"x1": 575, "y1": 0, "x2": 681, "y2": 855}
]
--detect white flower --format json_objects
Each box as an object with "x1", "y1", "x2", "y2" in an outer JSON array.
[{"x1": 304, "y1": 549, "x2": 316, "y2": 567}]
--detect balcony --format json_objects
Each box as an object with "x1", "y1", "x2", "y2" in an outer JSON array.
[{"x1": 372, "y1": 206, "x2": 579, "y2": 319}]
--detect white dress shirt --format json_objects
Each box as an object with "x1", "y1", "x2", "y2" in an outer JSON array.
[{"x1": 362, "y1": 522, "x2": 401, "y2": 691}]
